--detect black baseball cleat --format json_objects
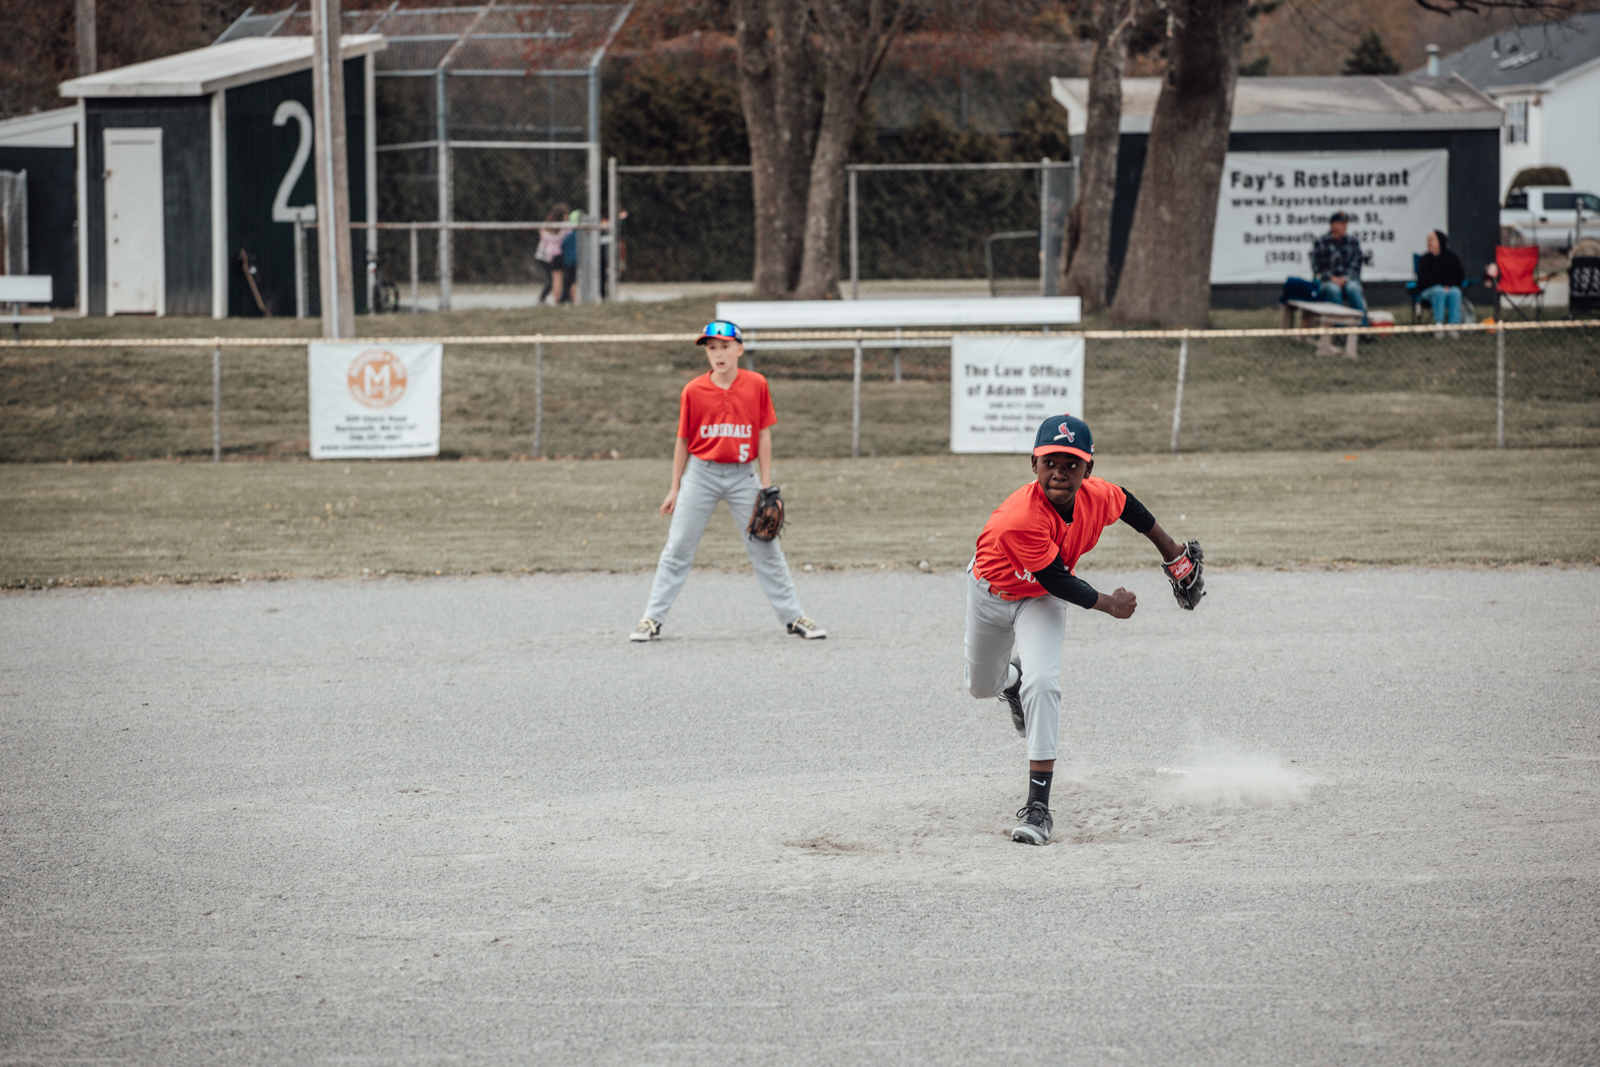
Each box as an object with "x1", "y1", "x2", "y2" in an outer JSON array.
[
  {"x1": 628, "y1": 618, "x2": 661, "y2": 643},
  {"x1": 1012, "y1": 801, "x2": 1052, "y2": 845},
  {"x1": 1000, "y1": 678, "x2": 1025, "y2": 736}
]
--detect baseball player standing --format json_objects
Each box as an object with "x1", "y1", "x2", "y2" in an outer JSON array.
[
  {"x1": 966, "y1": 413, "x2": 1204, "y2": 844},
  {"x1": 630, "y1": 320, "x2": 825, "y2": 642}
]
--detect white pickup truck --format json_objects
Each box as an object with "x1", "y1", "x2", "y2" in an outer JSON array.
[{"x1": 1500, "y1": 186, "x2": 1600, "y2": 250}]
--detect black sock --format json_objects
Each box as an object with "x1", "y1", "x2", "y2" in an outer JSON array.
[{"x1": 1027, "y1": 770, "x2": 1053, "y2": 808}]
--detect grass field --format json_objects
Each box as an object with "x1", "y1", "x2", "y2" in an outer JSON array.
[
  {"x1": 3, "y1": 449, "x2": 1596, "y2": 587},
  {"x1": 4, "y1": 299, "x2": 1596, "y2": 462}
]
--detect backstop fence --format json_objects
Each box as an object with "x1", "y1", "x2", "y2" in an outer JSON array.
[
  {"x1": 1, "y1": 321, "x2": 1595, "y2": 463},
  {"x1": 357, "y1": 160, "x2": 1077, "y2": 309}
]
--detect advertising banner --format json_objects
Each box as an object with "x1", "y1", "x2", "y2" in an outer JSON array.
[
  {"x1": 950, "y1": 336, "x2": 1084, "y2": 454},
  {"x1": 308, "y1": 342, "x2": 442, "y2": 459},
  {"x1": 1211, "y1": 150, "x2": 1449, "y2": 284}
]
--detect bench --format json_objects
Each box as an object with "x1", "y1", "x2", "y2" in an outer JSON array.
[
  {"x1": 1279, "y1": 298, "x2": 1395, "y2": 358},
  {"x1": 0, "y1": 275, "x2": 55, "y2": 340},
  {"x1": 716, "y1": 297, "x2": 1083, "y2": 456}
]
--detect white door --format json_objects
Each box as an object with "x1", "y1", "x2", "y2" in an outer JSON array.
[{"x1": 104, "y1": 128, "x2": 164, "y2": 315}]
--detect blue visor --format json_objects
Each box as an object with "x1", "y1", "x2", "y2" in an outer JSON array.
[{"x1": 696, "y1": 320, "x2": 743, "y2": 344}]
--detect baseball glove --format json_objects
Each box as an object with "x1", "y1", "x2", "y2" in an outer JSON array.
[
  {"x1": 1163, "y1": 539, "x2": 1205, "y2": 610},
  {"x1": 747, "y1": 486, "x2": 785, "y2": 542}
]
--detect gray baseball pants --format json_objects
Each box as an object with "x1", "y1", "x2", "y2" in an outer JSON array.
[
  {"x1": 964, "y1": 564, "x2": 1066, "y2": 762},
  {"x1": 643, "y1": 456, "x2": 805, "y2": 626}
]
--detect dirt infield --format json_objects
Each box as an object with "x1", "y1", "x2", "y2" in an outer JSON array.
[
  {"x1": 1, "y1": 568, "x2": 1596, "y2": 1064},
  {"x1": 2, "y1": 449, "x2": 1597, "y2": 586}
]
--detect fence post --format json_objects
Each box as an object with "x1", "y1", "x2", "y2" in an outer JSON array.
[
  {"x1": 1170, "y1": 329, "x2": 1189, "y2": 453},
  {"x1": 852, "y1": 338, "x2": 863, "y2": 458},
  {"x1": 408, "y1": 224, "x2": 419, "y2": 312},
  {"x1": 293, "y1": 218, "x2": 307, "y2": 319},
  {"x1": 533, "y1": 341, "x2": 543, "y2": 458},
  {"x1": 1496, "y1": 321, "x2": 1505, "y2": 449},
  {"x1": 607, "y1": 155, "x2": 619, "y2": 302},
  {"x1": 849, "y1": 168, "x2": 859, "y2": 301},
  {"x1": 436, "y1": 69, "x2": 452, "y2": 313},
  {"x1": 212, "y1": 344, "x2": 222, "y2": 463}
]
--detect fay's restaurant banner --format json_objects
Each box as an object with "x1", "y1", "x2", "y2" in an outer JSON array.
[
  {"x1": 309, "y1": 343, "x2": 442, "y2": 459},
  {"x1": 1210, "y1": 150, "x2": 1449, "y2": 284}
]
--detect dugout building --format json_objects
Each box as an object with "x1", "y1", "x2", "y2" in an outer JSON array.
[
  {"x1": 53, "y1": 34, "x2": 383, "y2": 318},
  {"x1": 1051, "y1": 74, "x2": 1504, "y2": 308}
]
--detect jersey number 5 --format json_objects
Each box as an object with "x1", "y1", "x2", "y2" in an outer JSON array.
[{"x1": 739, "y1": 443, "x2": 750, "y2": 462}]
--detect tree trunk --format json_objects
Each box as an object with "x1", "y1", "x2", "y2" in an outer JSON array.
[
  {"x1": 1109, "y1": 0, "x2": 1249, "y2": 327},
  {"x1": 792, "y1": 0, "x2": 906, "y2": 300},
  {"x1": 1059, "y1": 0, "x2": 1131, "y2": 314},
  {"x1": 734, "y1": 0, "x2": 815, "y2": 298}
]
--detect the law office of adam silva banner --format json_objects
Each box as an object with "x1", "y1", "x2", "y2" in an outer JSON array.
[{"x1": 1211, "y1": 150, "x2": 1448, "y2": 285}]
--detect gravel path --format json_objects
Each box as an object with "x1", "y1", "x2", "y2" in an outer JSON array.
[{"x1": 3, "y1": 567, "x2": 1597, "y2": 1064}]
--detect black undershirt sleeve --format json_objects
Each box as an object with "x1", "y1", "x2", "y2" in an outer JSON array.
[
  {"x1": 1035, "y1": 555, "x2": 1100, "y2": 610},
  {"x1": 1119, "y1": 489, "x2": 1156, "y2": 534}
]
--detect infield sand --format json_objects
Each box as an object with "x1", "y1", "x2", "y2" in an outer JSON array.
[{"x1": 2, "y1": 566, "x2": 1597, "y2": 1064}]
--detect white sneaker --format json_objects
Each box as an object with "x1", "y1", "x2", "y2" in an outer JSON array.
[
  {"x1": 786, "y1": 616, "x2": 826, "y2": 639},
  {"x1": 628, "y1": 618, "x2": 660, "y2": 643}
]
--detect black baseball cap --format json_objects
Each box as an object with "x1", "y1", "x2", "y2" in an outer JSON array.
[{"x1": 1033, "y1": 413, "x2": 1094, "y2": 462}]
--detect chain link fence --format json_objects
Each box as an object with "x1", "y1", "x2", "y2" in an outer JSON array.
[
  {"x1": 2, "y1": 323, "x2": 1595, "y2": 462},
  {"x1": 611, "y1": 162, "x2": 1074, "y2": 299}
]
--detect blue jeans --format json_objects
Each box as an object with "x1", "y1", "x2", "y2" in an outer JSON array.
[
  {"x1": 1419, "y1": 284, "x2": 1463, "y2": 325},
  {"x1": 1319, "y1": 278, "x2": 1369, "y2": 325}
]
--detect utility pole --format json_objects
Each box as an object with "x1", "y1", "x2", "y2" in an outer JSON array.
[
  {"x1": 310, "y1": 0, "x2": 355, "y2": 337},
  {"x1": 75, "y1": 0, "x2": 96, "y2": 75}
]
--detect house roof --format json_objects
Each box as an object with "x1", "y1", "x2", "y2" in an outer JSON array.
[
  {"x1": 0, "y1": 107, "x2": 77, "y2": 149},
  {"x1": 58, "y1": 35, "x2": 386, "y2": 98},
  {"x1": 1429, "y1": 12, "x2": 1600, "y2": 93},
  {"x1": 1050, "y1": 75, "x2": 1503, "y2": 135}
]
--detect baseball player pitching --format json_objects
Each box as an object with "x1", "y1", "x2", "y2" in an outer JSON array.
[
  {"x1": 630, "y1": 320, "x2": 825, "y2": 642},
  {"x1": 966, "y1": 412, "x2": 1204, "y2": 844}
]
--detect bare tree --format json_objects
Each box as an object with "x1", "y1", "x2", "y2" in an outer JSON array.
[
  {"x1": 1109, "y1": 0, "x2": 1250, "y2": 326},
  {"x1": 1106, "y1": 0, "x2": 1575, "y2": 326},
  {"x1": 734, "y1": 0, "x2": 817, "y2": 297},
  {"x1": 790, "y1": 0, "x2": 911, "y2": 297},
  {"x1": 1059, "y1": 0, "x2": 1136, "y2": 312}
]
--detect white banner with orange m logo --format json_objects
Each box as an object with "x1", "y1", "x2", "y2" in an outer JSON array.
[{"x1": 309, "y1": 342, "x2": 442, "y2": 459}]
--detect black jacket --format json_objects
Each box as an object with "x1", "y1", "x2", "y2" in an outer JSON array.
[{"x1": 1417, "y1": 247, "x2": 1465, "y2": 290}]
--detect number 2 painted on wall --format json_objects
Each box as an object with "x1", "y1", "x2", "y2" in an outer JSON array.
[{"x1": 271, "y1": 100, "x2": 317, "y2": 224}]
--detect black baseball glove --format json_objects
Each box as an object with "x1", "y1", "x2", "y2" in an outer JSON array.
[
  {"x1": 747, "y1": 486, "x2": 785, "y2": 542},
  {"x1": 1163, "y1": 539, "x2": 1205, "y2": 610}
]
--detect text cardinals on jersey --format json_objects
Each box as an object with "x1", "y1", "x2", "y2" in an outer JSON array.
[{"x1": 699, "y1": 422, "x2": 753, "y2": 439}]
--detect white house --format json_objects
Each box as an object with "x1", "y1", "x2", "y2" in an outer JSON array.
[{"x1": 1432, "y1": 12, "x2": 1600, "y2": 200}]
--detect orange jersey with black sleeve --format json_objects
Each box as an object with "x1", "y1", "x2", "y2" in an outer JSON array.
[
  {"x1": 973, "y1": 477, "x2": 1127, "y2": 599},
  {"x1": 677, "y1": 370, "x2": 778, "y2": 464}
]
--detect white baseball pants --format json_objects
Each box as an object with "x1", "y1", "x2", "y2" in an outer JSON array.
[
  {"x1": 964, "y1": 564, "x2": 1067, "y2": 762},
  {"x1": 643, "y1": 456, "x2": 805, "y2": 626}
]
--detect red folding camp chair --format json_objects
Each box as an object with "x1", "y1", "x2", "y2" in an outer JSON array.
[{"x1": 1494, "y1": 245, "x2": 1545, "y2": 321}]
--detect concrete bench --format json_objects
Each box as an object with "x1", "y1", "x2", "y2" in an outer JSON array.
[
  {"x1": 0, "y1": 275, "x2": 55, "y2": 340},
  {"x1": 717, "y1": 297, "x2": 1083, "y2": 456},
  {"x1": 1280, "y1": 298, "x2": 1395, "y2": 358}
]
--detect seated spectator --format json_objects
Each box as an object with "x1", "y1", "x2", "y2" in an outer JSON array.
[
  {"x1": 1417, "y1": 228, "x2": 1466, "y2": 336},
  {"x1": 1311, "y1": 212, "x2": 1369, "y2": 326}
]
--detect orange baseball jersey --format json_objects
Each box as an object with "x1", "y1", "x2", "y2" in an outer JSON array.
[
  {"x1": 677, "y1": 369, "x2": 778, "y2": 464},
  {"x1": 973, "y1": 477, "x2": 1126, "y2": 598}
]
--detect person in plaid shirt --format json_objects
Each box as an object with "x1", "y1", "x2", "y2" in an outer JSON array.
[{"x1": 1311, "y1": 212, "x2": 1369, "y2": 326}]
